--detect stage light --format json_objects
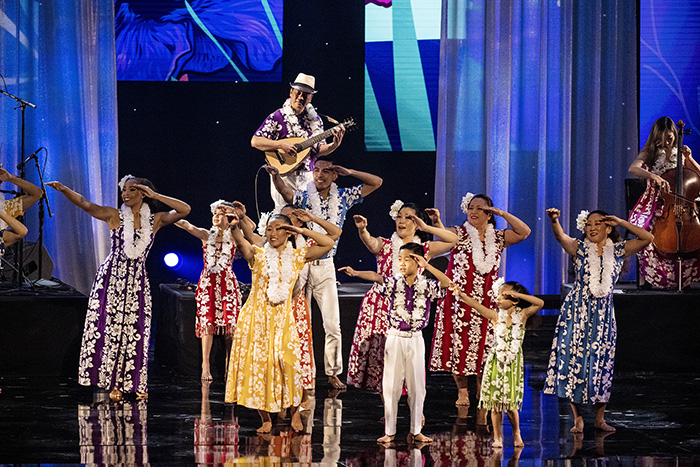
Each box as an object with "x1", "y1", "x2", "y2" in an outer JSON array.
[{"x1": 164, "y1": 252, "x2": 181, "y2": 268}]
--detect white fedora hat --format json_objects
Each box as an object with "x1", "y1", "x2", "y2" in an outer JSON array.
[{"x1": 290, "y1": 73, "x2": 317, "y2": 94}]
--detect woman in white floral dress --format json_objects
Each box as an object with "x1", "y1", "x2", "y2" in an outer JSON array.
[
  {"x1": 453, "y1": 280, "x2": 543, "y2": 448},
  {"x1": 544, "y1": 208, "x2": 652, "y2": 432},
  {"x1": 47, "y1": 176, "x2": 190, "y2": 401},
  {"x1": 429, "y1": 193, "x2": 531, "y2": 424}
]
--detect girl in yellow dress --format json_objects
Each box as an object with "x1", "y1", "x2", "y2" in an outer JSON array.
[{"x1": 224, "y1": 212, "x2": 335, "y2": 433}]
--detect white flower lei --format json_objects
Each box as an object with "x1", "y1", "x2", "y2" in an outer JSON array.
[
  {"x1": 576, "y1": 210, "x2": 589, "y2": 233},
  {"x1": 464, "y1": 223, "x2": 499, "y2": 275},
  {"x1": 585, "y1": 237, "x2": 616, "y2": 298},
  {"x1": 120, "y1": 203, "x2": 152, "y2": 259},
  {"x1": 205, "y1": 228, "x2": 233, "y2": 274},
  {"x1": 281, "y1": 99, "x2": 322, "y2": 138},
  {"x1": 393, "y1": 275, "x2": 428, "y2": 326},
  {"x1": 651, "y1": 147, "x2": 677, "y2": 175},
  {"x1": 460, "y1": 192, "x2": 475, "y2": 214},
  {"x1": 389, "y1": 200, "x2": 403, "y2": 220},
  {"x1": 305, "y1": 181, "x2": 340, "y2": 231},
  {"x1": 494, "y1": 307, "x2": 524, "y2": 365},
  {"x1": 390, "y1": 232, "x2": 421, "y2": 277},
  {"x1": 264, "y1": 242, "x2": 295, "y2": 305},
  {"x1": 257, "y1": 212, "x2": 272, "y2": 236}
]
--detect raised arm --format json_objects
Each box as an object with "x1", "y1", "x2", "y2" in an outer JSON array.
[
  {"x1": 504, "y1": 290, "x2": 544, "y2": 319},
  {"x1": 230, "y1": 218, "x2": 255, "y2": 263},
  {"x1": 264, "y1": 165, "x2": 294, "y2": 204},
  {"x1": 174, "y1": 220, "x2": 209, "y2": 242},
  {"x1": 338, "y1": 266, "x2": 383, "y2": 284},
  {"x1": 0, "y1": 168, "x2": 43, "y2": 211},
  {"x1": 352, "y1": 215, "x2": 382, "y2": 254},
  {"x1": 449, "y1": 283, "x2": 499, "y2": 322},
  {"x1": 0, "y1": 209, "x2": 28, "y2": 247},
  {"x1": 411, "y1": 253, "x2": 452, "y2": 289},
  {"x1": 408, "y1": 213, "x2": 458, "y2": 257},
  {"x1": 546, "y1": 208, "x2": 578, "y2": 257},
  {"x1": 482, "y1": 206, "x2": 531, "y2": 247},
  {"x1": 46, "y1": 181, "x2": 119, "y2": 227},
  {"x1": 135, "y1": 184, "x2": 190, "y2": 233},
  {"x1": 601, "y1": 215, "x2": 654, "y2": 257},
  {"x1": 334, "y1": 166, "x2": 383, "y2": 198},
  {"x1": 230, "y1": 202, "x2": 264, "y2": 247},
  {"x1": 422, "y1": 208, "x2": 459, "y2": 257},
  {"x1": 294, "y1": 209, "x2": 342, "y2": 241},
  {"x1": 281, "y1": 225, "x2": 334, "y2": 261}
]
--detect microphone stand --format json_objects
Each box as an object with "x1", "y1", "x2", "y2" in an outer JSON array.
[
  {"x1": 29, "y1": 153, "x2": 52, "y2": 281},
  {"x1": 0, "y1": 88, "x2": 36, "y2": 288}
]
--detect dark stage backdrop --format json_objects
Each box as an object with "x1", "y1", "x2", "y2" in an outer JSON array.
[{"x1": 117, "y1": 1, "x2": 437, "y2": 289}]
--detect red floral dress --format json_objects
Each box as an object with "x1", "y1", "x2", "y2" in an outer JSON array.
[
  {"x1": 195, "y1": 244, "x2": 242, "y2": 337},
  {"x1": 429, "y1": 226, "x2": 505, "y2": 375}
]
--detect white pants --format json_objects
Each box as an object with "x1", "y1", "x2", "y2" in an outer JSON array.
[
  {"x1": 383, "y1": 332, "x2": 426, "y2": 436},
  {"x1": 306, "y1": 257, "x2": 343, "y2": 376},
  {"x1": 270, "y1": 169, "x2": 313, "y2": 211}
]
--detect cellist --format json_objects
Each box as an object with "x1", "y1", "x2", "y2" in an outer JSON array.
[{"x1": 628, "y1": 116, "x2": 700, "y2": 289}]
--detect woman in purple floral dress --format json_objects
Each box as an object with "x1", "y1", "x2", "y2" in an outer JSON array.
[{"x1": 47, "y1": 176, "x2": 190, "y2": 400}]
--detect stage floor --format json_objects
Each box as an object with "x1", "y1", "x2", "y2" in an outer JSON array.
[{"x1": 1, "y1": 351, "x2": 699, "y2": 464}]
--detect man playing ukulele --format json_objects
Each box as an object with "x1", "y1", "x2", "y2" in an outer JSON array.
[{"x1": 251, "y1": 73, "x2": 345, "y2": 210}]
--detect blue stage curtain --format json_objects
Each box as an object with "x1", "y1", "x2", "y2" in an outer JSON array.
[
  {"x1": 435, "y1": 0, "x2": 638, "y2": 294},
  {"x1": 0, "y1": 0, "x2": 117, "y2": 294}
]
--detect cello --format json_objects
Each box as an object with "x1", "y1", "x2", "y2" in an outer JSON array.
[{"x1": 651, "y1": 120, "x2": 700, "y2": 291}]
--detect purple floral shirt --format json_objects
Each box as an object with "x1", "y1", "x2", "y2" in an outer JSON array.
[
  {"x1": 376, "y1": 275, "x2": 446, "y2": 333},
  {"x1": 254, "y1": 101, "x2": 324, "y2": 171}
]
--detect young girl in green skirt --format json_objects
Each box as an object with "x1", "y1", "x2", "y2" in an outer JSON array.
[{"x1": 450, "y1": 279, "x2": 543, "y2": 447}]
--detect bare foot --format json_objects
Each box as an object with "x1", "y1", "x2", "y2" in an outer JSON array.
[
  {"x1": 257, "y1": 421, "x2": 272, "y2": 434},
  {"x1": 291, "y1": 410, "x2": 304, "y2": 432},
  {"x1": 377, "y1": 434, "x2": 395, "y2": 445},
  {"x1": 136, "y1": 392, "x2": 148, "y2": 400},
  {"x1": 201, "y1": 368, "x2": 212, "y2": 382},
  {"x1": 570, "y1": 416, "x2": 584, "y2": 433},
  {"x1": 109, "y1": 388, "x2": 123, "y2": 401},
  {"x1": 455, "y1": 387, "x2": 470, "y2": 407},
  {"x1": 595, "y1": 420, "x2": 616, "y2": 432},
  {"x1": 492, "y1": 438, "x2": 503, "y2": 448},
  {"x1": 408, "y1": 433, "x2": 433, "y2": 444},
  {"x1": 514, "y1": 435, "x2": 524, "y2": 447},
  {"x1": 328, "y1": 375, "x2": 346, "y2": 390}
]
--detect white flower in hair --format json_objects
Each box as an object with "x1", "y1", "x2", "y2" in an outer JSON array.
[
  {"x1": 492, "y1": 277, "x2": 505, "y2": 297},
  {"x1": 119, "y1": 174, "x2": 136, "y2": 190},
  {"x1": 210, "y1": 199, "x2": 229, "y2": 214},
  {"x1": 389, "y1": 200, "x2": 404, "y2": 220},
  {"x1": 257, "y1": 212, "x2": 272, "y2": 236},
  {"x1": 576, "y1": 210, "x2": 590, "y2": 233},
  {"x1": 460, "y1": 192, "x2": 475, "y2": 214}
]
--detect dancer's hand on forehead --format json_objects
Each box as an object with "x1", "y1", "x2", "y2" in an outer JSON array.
[
  {"x1": 407, "y1": 213, "x2": 427, "y2": 231},
  {"x1": 292, "y1": 209, "x2": 313, "y2": 223},
  {"x1": 134, "y1": 183, "x2": 156, "y2": 198},
  {"x1": 278, "y1": 223, "x2": 302, "y2": 235},
  {"x1": 333, "y1": 165, "x2": 350, "y2": 176},
  {"x1": 409, "y1": 253, "x2": 428, "y2": 268}
]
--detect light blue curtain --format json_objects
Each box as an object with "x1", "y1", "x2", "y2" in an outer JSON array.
[
  {"x1": 0, "y1": 0, "x2": 117, "y2": 294},
  {"x1": 435, "y1": 0, "x2": 638, "y2": 294}
]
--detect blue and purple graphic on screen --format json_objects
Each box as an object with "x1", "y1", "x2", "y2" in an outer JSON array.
[
  {"x1": 640, "y1": 0, "x2": 700, "y2": 148},
  {"x1": 115, "y1": 0, "x2": 282, "y2": 82},
  {"x1": 365, "y1": 0, "x2": 440, "y2": 151}
]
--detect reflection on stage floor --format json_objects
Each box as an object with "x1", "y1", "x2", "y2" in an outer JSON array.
[{"x1": 1, "y1": 362, "x2": 699, "y2": 465}]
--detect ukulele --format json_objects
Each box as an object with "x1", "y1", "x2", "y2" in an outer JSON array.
[{"x1": 264, "y1": 117, "x2": 356, "y2": 174}]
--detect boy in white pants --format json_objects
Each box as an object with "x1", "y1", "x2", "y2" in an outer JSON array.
[{"x1": 339, "y1": 242, "x2": 451, "y2": 445}]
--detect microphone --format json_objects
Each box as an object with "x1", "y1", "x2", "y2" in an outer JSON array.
[{"x1": 17, "y1": 147, "x2": 42, "y2": 170}]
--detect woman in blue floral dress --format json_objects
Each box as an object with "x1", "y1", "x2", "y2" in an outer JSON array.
[
  {"x1": 544, "y1": 208, "x2": 652, "y2": 432},
  {"x1": 47, "y1": 176, "x2": 190, "y2": 401}
]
